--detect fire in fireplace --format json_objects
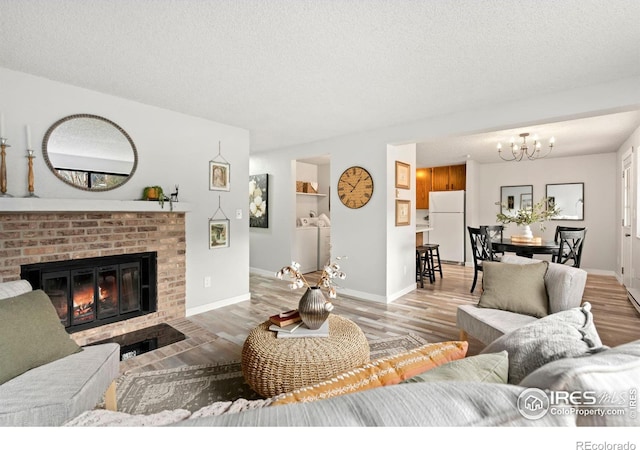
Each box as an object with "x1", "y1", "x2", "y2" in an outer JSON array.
[{"x1": 21, "y1": 252, "x2": 157, "y2": 333}]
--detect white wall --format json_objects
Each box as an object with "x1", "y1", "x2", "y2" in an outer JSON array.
[
  {"x1": 0, "y1": 67, "x2": 251, "y2": 314},
  {"x1": 250, "y1": 135, "x2": 391, "y2": 302},
  {"x1": 386, "y1": 143, "x2": 417, "y2": 300},
  {"x1": 474, "y1": 153, "x2": 617, "y2": 273},
  {"x1": 250, "y1": 76, "x2": 640, "y2": 301}
]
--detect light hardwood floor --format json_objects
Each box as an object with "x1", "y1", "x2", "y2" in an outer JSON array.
[{"x1": 119, "y1": 263, "x2": 640, "y2": 375}]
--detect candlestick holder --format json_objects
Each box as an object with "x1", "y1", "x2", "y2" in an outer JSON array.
[
  {"x1": 1, "y1": 138, "x2": 13, "y2": 197},
  {"x1": 26, "y1": 149, "x2": 38, "y2": 197}
]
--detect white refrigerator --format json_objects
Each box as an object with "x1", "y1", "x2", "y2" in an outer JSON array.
[{"x1": 428, "y1": 190, "x2": 465, "y2": 264}]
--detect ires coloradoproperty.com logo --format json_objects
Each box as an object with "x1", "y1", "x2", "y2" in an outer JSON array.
[{"x1": 517, "y1": 387, "x2": 638, "y2": 420}]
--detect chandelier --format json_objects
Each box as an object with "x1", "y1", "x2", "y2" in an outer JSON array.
[{"x1": 497, "y1": 133, "x2": 555, "y2": 162}]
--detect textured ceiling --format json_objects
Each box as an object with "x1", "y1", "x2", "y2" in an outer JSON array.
[{"x1": 1, "y1": 0, "x2": 639, "y2": 156}]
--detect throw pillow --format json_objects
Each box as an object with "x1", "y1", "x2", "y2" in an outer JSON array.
[
  {"x1": 400, "y1": 351, "x2": 508, "y2": 384},
  {"x1": 480, "y1": 302, "x2": 603, "y2": 384},
  {"x1": 270, "y1": 341, "x2": 468, "y2": 406},
  {"x1": 0, "y1": 289, "x2": 82, "y2": 384},
  {"x1": 519, "y1": 340, "x2": 640, "y2": 426},
  {"x1": 478, "y1": 260, "x2": 549, "y2": 318}
]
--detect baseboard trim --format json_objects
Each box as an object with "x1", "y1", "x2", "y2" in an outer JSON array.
[
  {"x1": 583, "y1": 268, "x2": 616, "y2": 277},
  {"x1": 627, "y1": 288, "x2": 640, "y2": 314},
  {"x1": 339, "y1": 288, "x2": 389, "y2": 304},
  {"x1": 186, "y1": 292, "x2": 251, "y2": 317}
]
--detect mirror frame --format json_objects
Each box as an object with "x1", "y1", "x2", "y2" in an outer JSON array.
[
  {"x1": 42, "y1": 114, "x2": 138, "y2": 192},
  {"x1": 546, "y1": 182, "x2": 584, "y2": 221},
  {"x1": 500, "y1": 184, "x2": 533, "y2": 216}
]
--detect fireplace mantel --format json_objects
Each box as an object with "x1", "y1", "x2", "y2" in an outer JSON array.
[{"x1": 0, "y1": 197, "x2": 192, "y2": 212}]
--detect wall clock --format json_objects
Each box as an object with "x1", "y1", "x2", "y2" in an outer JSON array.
[{"x1": 337, "y1": 166, "x2": 374, "y2": 209}]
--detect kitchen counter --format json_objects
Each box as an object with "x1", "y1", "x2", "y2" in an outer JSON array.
[{"x1": 415, "y1": 225, "x2": 433, "y2": 246}]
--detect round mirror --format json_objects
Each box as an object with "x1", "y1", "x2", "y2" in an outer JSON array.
[{"x1": 43, "y1": 114, "x2": 138, "y2": 191}]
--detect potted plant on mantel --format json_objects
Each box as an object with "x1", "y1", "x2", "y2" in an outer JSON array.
[
  {"x1": 496, "y1": 197, "x2": 560, "y2": 241},
  {"x1": 142, "y1": 186, "x2": 166, "y2": 209}
]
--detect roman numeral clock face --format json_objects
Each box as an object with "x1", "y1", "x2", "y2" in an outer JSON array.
[{"x1": 337, "y1": 166, "x2": 374, "y2": 209}]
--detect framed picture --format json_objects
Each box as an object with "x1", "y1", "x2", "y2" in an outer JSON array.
[
  {"x1": 547, "y1": 196, "x2": 556, "y2": 210},
  {"x1": 395, "y1": 161, "x2": 410, "y2": 189},
  {"x1": 209, "y1": 219, "x2": 229, "y2": 249},
  {"x1": 546, "y1": 182, "x2": 584, "y2": 220},
  {"x1": 249, "y1": 173, "x2": 268, "y2": 228},
  {"x1": 209, "y1": 161, "x2": 230, "y2": 191},
  {"x1": 395, "y1": 199, "x2": 411, "y2": 226},
  {"x1": 520, "y1": 193, "x2": 532, "y2": 210}
]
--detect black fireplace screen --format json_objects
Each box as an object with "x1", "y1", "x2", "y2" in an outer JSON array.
[{"x1": 21, "y1": 252, "x2": 156, "y2": 333}]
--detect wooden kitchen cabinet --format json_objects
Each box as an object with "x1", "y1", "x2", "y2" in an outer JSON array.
[
  {"x1": 448, "y1": 164, "x2": 466, "y2": 191},
  {"x1": 431, "y1": 166, "x2": 450, "y2": 191},
  {"x1": 430, "y1": 164, "x2": 466, "y2": 192},
  {"x1": 416, "y1": 167, "x2": 432, "y2": 209}
]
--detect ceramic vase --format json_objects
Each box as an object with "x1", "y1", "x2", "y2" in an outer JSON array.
[
  {"x1": 298, "y1": 286, "x2": 333, "y2": 329},
  {"x1": 519, "y1": 224, "x2": 534, "y2": 240}
]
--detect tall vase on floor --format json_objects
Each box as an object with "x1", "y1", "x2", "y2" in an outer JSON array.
[{"x1": 298, "y1": 286, "x2": 333, "y2": 329}]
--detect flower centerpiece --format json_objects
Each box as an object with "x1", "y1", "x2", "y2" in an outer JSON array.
[
  {"x1": 496, "y1": 197, "x2": 560, "y2": 239},
  {"x1": 275, "y1": 257, "x2": 347, "y2": 329}
]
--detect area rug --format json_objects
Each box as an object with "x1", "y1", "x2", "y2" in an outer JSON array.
[{"x1": 110, "y1": 333, "x2": 428, "y2": 415}]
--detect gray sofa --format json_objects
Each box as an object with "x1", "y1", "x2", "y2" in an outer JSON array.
[
  {"x1": 174, "y1": 338, "x2": 640, "y2": 427},
  {"x1": 0, "y1": 280, "x2": 120, "y2": 427},
  {"x1": 170, "y1": 298, "x2": 638, "y2": 427},
  {"x1": 65, "y1": 301, "x2": 640, "y2": 427},
  {"x1": 456, "y1": 254, "x2": 588, "y2": 345}
]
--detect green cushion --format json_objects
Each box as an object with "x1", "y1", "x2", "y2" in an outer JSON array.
[
  {"x1": 400, "y1": 351, "x2": 508, "y2": 384},
  {"x1": 478, "y1": 260, "x2": 549, "y2": 318},
  {"x1": 0, "y1": 289, "x2": 82, "y2": 384}
]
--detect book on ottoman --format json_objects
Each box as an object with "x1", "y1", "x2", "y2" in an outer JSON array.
[
  {"x1": 269, "y1": 309, "x2": 301, "y2": 327},
  {"x1": 268, "y1": 322, "x2": 303, "y2": 333},
  {"x1": 276, "y1": 320, "x2": 329, "y2": 338}
]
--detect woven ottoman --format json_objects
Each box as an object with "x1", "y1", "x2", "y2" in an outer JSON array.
[{"x1": 241, "y1": 314, "x2": 370, "y2": 397}]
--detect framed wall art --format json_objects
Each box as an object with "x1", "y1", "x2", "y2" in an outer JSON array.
[
  {"x1": 249, "y1": 173, "x2": 268, "y2": 228},
  {"x1": 546, "y1": 182, "x2": 584, "y2": 220},
  {"x1": 395, "y1": 161, "x2": 410, "y2": 189},
  {"x1": 209, "y1": 161, "x2": 230, "y2": 191},
  {"x1": 395, "y1": 199, "x2": 411, "y2": 226},
  {"x1": 209, "y1": 219, "x2": 229, "y2": 249},
  {"x1": 520, "y1": 193, "x2": 533, "y2": 210}
]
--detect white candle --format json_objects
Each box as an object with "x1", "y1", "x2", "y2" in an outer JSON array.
[
  {"x1": 0, "y1": 113, "x2": 4, "y2": 137},
  {"x1": 25, "y1": 125, "x2": 31, "y2": 149}
]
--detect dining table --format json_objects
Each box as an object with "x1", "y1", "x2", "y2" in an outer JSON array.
[{"x1": 491, "y1": 237, "x2": 559, "y2": 258}]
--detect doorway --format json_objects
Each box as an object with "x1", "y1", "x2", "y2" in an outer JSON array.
[
  {"x1": 622, "y1": 149, "x2": 633, "y2": 288},
  {"x1": 293, "y1": 155, "x2": 331, "y2": 273}
]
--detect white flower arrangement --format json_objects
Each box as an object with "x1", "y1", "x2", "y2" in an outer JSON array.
[
  {"x1": 275, "y1": 257, "x2": 347, "y2": 299},
  {"x1": 249, "y1": 179, "x2": 266, "y2": 218},
  {"x1": 496, "y1": 197, "x2": 560, "y2": 231}
]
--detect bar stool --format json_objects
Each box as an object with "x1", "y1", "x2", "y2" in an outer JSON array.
[
  {"x1": 416, "y1": 245, "x2": 432, "y2": 288},
  {"x1": 422, "y1": 243, "x2": 443, "y2": 283}
]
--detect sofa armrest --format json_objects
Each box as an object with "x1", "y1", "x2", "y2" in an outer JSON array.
[
  {"x1": 500, "y1": 254, "x2": 587, "y2": 313},
  {"x1": 0, "y1": 280, "x2": 32, "y2": 300}
]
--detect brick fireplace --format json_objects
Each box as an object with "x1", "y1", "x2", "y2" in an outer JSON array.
[{"x1": 0, "y1": 209, "x2": 186, "y2": 346}]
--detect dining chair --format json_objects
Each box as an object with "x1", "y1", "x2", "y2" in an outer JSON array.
[
  {"x1": 467, "y1": 226, "x2": 499, "y2": 293},
  {"x1": 480, "y1": 225, "x2": 505, "y2": 259},
  {"x1": 552, "y1": 227, "x2": 587, "y2": 268}
]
